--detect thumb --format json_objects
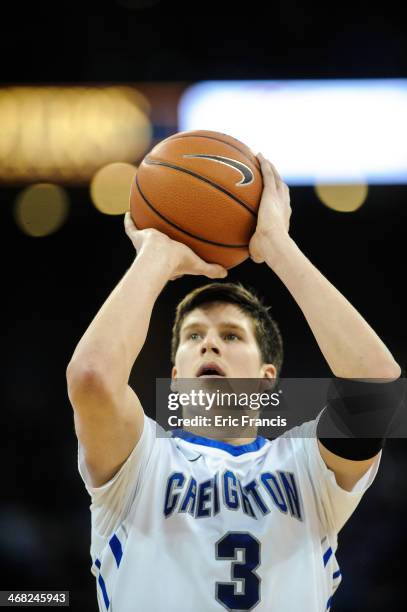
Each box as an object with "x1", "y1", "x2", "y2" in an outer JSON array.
[
  {"x1": 205, "y1": 264, "x2": 228, "y2": 279},
  {"x1": 249, "y1": 234, "x2": 265, "y2": 264}
]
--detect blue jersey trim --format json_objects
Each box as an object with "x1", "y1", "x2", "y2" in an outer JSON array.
[
  {"x1": 323, "y1": 547, "x2": 333, "y2": 567},
  {"x1": 95, "y1": 558, "x2": 110, "y2": 609},
  {"x1": 172, "y1": 429, "x2": 267, "y2": 456},
  {"x1": 98, "y1": 574, "x2": 110, "y2": 610},
  {"x1": 109, "y1": 534, "x2": 123, "y2": 568}
]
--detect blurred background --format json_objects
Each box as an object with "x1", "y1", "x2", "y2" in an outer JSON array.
[{"x1": 1, "y1": 0, "x2": 406, "y2": 610}]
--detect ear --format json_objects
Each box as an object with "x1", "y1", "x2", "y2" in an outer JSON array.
[
  {"x1": 170, "y1": 366, "x2": 178, "y2": 392},
  {"x1": 259, "y1": 364, "x2": 277, "y2": 393},
  {"x1": 262, "y1": 364, "x2": 277, "y2": 379}
]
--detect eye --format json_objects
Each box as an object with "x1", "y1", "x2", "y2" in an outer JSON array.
[
  {"x1": 225, "y1": 333, "x2": 239, "y2": 341},
  {"x1": 189, "y1": 332, "x2": 201, "y2": 340}
]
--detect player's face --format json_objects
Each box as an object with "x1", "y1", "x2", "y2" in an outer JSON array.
[{"x1": 172, "y1": 302, "x2": 276, "y2": 380}]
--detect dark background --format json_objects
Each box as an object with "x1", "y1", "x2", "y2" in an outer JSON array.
[{"x1": 1, "y1": 1, "x2": 406, "y2": 610}]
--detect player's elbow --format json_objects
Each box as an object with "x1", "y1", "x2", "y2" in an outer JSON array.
[
  {"x1": 335, "y1": 360, "x2": 402, "y2": 382},
  {"x1": 66, "y1": 360, "x2": 112, "y2": 407},
  {"x1": 373, "y1": 360, "x2": 402, "y2": 382}
]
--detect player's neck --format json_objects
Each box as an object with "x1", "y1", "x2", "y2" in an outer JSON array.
[
  {"x1": 219, "y1": 436, "x2": 257, "y2": 446},
  {"x1": 183, "y1": 427, "x2": 257, "y2": 446}
]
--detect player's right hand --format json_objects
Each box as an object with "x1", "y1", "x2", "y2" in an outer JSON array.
[{"x1": 124, "y1": 212, "x2": 228, "y2": 281}]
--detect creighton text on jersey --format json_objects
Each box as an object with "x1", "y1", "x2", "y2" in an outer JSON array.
[{"x1": 164, "y1": 468, "x2": 302, "y2": 520}]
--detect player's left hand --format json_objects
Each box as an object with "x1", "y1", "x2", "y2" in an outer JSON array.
[{"x1": 248, "y1": 154, "x2": 291, "y2": 264}]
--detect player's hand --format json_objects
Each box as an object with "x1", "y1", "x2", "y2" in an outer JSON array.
[
  {"x1": 248, "y1": 153, "x2": 292, "y2": 264},
  {"x1": 124, "y1": 212, "x2": 228, "y2": 281}
]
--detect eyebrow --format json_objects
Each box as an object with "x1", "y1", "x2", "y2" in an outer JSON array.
[{"x1": 181, "y1": 322, "x2": 247, "y2": 335}]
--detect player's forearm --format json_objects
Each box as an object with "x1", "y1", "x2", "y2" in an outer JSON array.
[
  {"x1": 67, "y1": 250, "x2": 172, "y2": 390},
  {"x1": 265, "y1": 233, "x2": 400, "y2": 379}
]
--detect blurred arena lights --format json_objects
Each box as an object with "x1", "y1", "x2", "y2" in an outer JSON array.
[
  {"x1": 0, "y1": 86, "x2": 151, "y2": 185},
  {"x1": 314, "y1": 183, "x2": 369, "y2": 212},
  {"x1": 14, "y1": 184, "x2": 70, "y2": 237},
  {"x1": 179, "y1": 79, "x2": 407, "y2": 186},
  {"x1": 90, "y1": 162, "x2": 137, "y2": 215}
]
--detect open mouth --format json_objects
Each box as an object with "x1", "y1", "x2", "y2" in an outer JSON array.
[
  {"x1": 198, "y1": 374, "x2": 224, "y2": 378},
  {"x1": 196, "y1": 363, "x2": 226, "y2": 377}
]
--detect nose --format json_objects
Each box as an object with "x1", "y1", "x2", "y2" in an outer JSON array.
[{"x1": 200, "y1": 333, "x2": 220, "y2": 355}]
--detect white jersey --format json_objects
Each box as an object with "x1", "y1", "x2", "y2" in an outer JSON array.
[{"x1": 78, "y1": 413, "x2": 381, "y2": 612}]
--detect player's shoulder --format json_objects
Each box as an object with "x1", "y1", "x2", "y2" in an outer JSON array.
[
  {"x1": 266, "y1": 415, "x2": 321, "y2": 461},
  {"x1": 143, "y1": 416, "x2": 199, "y2": 457}
]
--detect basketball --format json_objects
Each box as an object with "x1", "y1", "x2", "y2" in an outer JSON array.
[{"x1": 129, "y1": 130, "x2": 263, "y2": 269}]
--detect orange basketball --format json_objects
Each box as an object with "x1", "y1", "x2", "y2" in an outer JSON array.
[{"x1": 129, "y1": 130, "x2": 262, "y2": 269}]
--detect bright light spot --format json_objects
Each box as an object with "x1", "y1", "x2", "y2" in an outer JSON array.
[
  {"x1": 0, "y1": 86, "x2": 152, "y2": 184},
  {"x1": 179, "y1": 79, "x2": 407, "y2": 185},
  {"x1": 314, "y1": 183, "x2": 368, "y2": 212},
  {"x1": 91, "y1": 163, "x2": 137, "y2": 215},
  {"x1": 14, "y1": 184, "x2": 69, "y2": 237}
]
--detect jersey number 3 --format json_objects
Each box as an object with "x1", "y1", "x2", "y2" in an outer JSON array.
[{"x1": 215, "y1": 532, "x2": 261, "y2": 611}]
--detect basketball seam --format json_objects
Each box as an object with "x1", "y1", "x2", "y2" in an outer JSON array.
[
  {"x1": 144, "y1": 159, "x2": 257, "y2": 217},
  {"x1": 162, "y1": 133, "x2": 261, "y2": 171},
  {"x1": 135, "y1": 176, "x2": 249, "y2": 249}
]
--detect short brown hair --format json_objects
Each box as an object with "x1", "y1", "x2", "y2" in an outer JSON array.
[{"x1": 170, "y1": 281, "x2": 283, "y2": 376}]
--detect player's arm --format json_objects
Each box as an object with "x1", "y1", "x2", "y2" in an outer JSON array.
[
  {"x1": 250, "y1": 154, "x2": 400, "y2": 381},
  {"x1": 250, "y1": 155, "x2": 401, "y2": 490},
  {"x1": 66, "y1": 215, "x2": 227, "y2": 488}
]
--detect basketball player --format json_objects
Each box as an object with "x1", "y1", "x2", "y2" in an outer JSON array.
[{"x1": 67, "y1": 154, "x2": 402, "y2": 611}]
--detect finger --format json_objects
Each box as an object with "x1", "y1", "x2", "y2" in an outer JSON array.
[
  {"x1": 124, "y1": 211, "x2": 132, "y2": 233},
  {"x1": 249, "y1": 235, "x2": 265, "y2": 264},
  {"x1": 258, "y1": 154, "x2": 277, "y2": 191},
  {"x1": 269, "y1": 160, "x2": 282, "y2": 180},
  {"x1": 207, "y1": 265, "x2": 228, "y2": 278},
  {"x1": 124, "y1": 213, "x2": 143, "y2": 251},
  {"x1": 250, "y1": 246, "x2": 264, "y2": 263},
  {"x1": 282, "y1": 182, "x2": 291, "y2": 202},
  {"x1": 197, "y1": 263, "x2": 228, "y2": 279},
  {"x1": 251, "y1": 254, "x2": 264, "y2": 264},
  {"x1": 268, "y1": 161, "x2": 285, "y2": 190},
  {"x1": 184, "y1": 249, "x2": 228, "y2": 278},
  {"x1": 124, "y1": 211, "x2": 138, "y2": 232}
]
